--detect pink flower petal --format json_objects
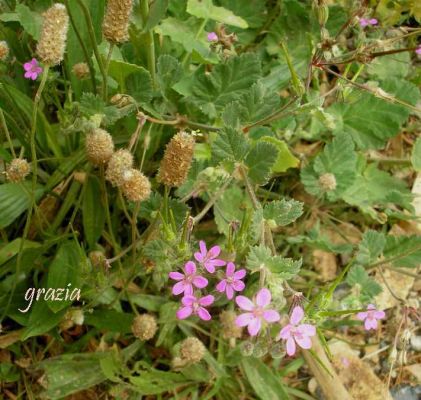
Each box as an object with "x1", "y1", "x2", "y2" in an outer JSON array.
[
  {"x1": 232, "y1": 280, "x2": 245, "y2": 292},
  {"x1": 233, "y1": 269, "x2": 246, "y2": 280},
  {"x1": 30, "y1": 73, "x2": 38, "y2": 80},
  {"x1": 226, "y1": 262, "x2": 235, "y2": 276},
  {"x1": 286, "y1": 337, "x2": 296, "y2": 356},
  {"x1": 23, "y1": 62, "x2": 32, "y2": 71},
  {"x1": 193, "y1": 275, "x2": 208, "y2": 289},
  {"x1": 236, "y1": 295, "x2": 254, "y2": 311},
  {"x1": 24, "y1": 71, "x2": 32, "y2": 79},
  {"x1": 199, "y1": 295, "x2": 214, "y2": 307},
  {"x1": 278, "y1": 324, "x2": 292, "y2": 340},
  {"x1": 177, "y1": 306, "x2": 192, "y2": 319},
  {"x1": 169, "y1": 271, "x2": 184, "y2": 281},
  {"x1": 194, "y1": 251, "x2": 204, "y2": 262},
  {"x1": 374, "y1": 310, "x2": 385, "y2": 319},
  {"x1": 255, "y1": 288, "x2": 271, "y2": 307},
  {"x1": 208, "y1": 245, "x2": 221, "y2": 257},
  {"x1": 263, "y1": 310, "x2": 280, "y2": 323},
  {"x1": 226, "y1": 284, "x2": 234, "y2": 300},
  {"x1": 184, "y1": 261, "x2": 196, "y2": 275},
  {"x1": 295, "y1": 335, "x2": 312, "y2": 350},
  {"x1": 247, "y1": 317, "x2": 261, "y2": 336},
  {"x1": 172, "y1": 281, "x2": 186, "y2": 295},
  {"x1": 197, "y1": 307, "x2": 211, "y2": 321},
  {"x1": 216, "y1": 280, "x2": 226, "y2": 292},
  {"x1": 204, "y1": 263, "x2": 215, "y2": 274},
  {"x1": 181, "y1": 295, "x2": 196, "y2": 306},
  {"x1": 297, "y1": 324, "x2": 316, "y2": 337},
  {"x1": 290, "y1": 306, "x2": 304, "y2": 325},
  {"x1": 199, "y1": 240, "x2": 207, "y2": 255},
  {"x1": 369, "y1": 18, "x2": 378, "y2": 25},
  {"x1": 235, "y1": 312, "x2": 254, "y2": 327},
  {"x1": 356, "y1": 311, "x2": 367, "y2": 320},
  {"x1": 365, "y1": 318, "x2": 378, "y2": 330}
]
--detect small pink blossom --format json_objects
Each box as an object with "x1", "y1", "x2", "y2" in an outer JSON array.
[
  {"x1": 216, "y1": 262, "x2": 246, "y2": 299},
  {"x1": 416, "y1": 45, "x2": 421, "y2": 55},
  {"x1": 176, "y1": 294, "x2": 214, "y2": 321},
  {"x1": 169, "y1": 261, "x2": 208, "y2": 296},
  {"x1": 207, "y1": 32, "x2": 218, "y2": 42},
  {"x1": 235, "y1": 288, "x2": 280, "y2": 336},
  {"x1": 194, "y1": 241, "x2": 226, "y2": 273},
  {"x1": 359, "y1": 18, "x2": 378, "y2": 27},
  {"x1": 276, "y1": 306, "x2": 316, "y2": 356},
  {"x1": 23, "y1": 58, "x2": 43, "y2": 80},
  {"x1": 357, "y1": 304, "x2": 385, "y2": 331}
]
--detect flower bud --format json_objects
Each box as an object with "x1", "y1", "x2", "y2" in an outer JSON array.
[
  {"x1": 270, "y1": 343, "x2": 286, "y2": 359},
  {"x1": 110, "y1": 94, "x2": 132, "y2": 108},
  {"x1": 240, "y1": 340, "x2": 254, "y2": 356},
  {"x1": 6, "y1": 158, "x2": 31, "y2": 182},
  {"x1": 317, "y1": 5, "x2": 329, "y2": 26},
  {"x1": 180, "y1": 337, "x2": 206, "y2": 364},
  {"x1": 105, "y1": 149, "x2": 133, "y2": 187},
  {"x1": 102, "y1": 0, "x2": 133, "y2": 44},
  {"x1": 36, "y1": 4, "x2": 69, "y2": 66},
  {"x1": 319, "y1": 173, "x2": 337, "y2": 191},
  {"x1": 131, "y1": 314, "x2": 158, "y2": 341},
  {"x1": 89, "y1": 251, "x2": 107, "y2": 269},
  {"x1": 157, "y1": 131, "x2": 195, "y2": 187},
  {"x1": 85, "y1": 128, "x2": 115, "y2": 166},
  {"x1": 121, "y1": 169, "x2": 151, "y2": 202},
  {"x1": 0, "y1": 41, "x2": 9, "y2": 61},
  {"x1": 72, "y1": 62, "x2": 90, "y2": 79},
  {"x1": 220, "y1": 311, "x2": 242, "y2": 339}
]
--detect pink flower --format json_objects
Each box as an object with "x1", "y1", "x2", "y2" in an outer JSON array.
[
  {"x1": 416, "y1": 45, "x2": 421, "y2": 55},
  {"x1": 169, "y1": 261, "x2": 208, "y2": 296},
  {"x1": 23, "y1": 58, "x2": 43, "y2": 80},
  {"x1": 356, "y1": 304, "x2": 385, "y2": 330},
  {"x1": 235, "y1": 288, "x2": 280, "y2": 336},
  {"x1": 207, "y1": 32, "x2": 218, "y2": 42},
  {"x1": 216, "y1": 262, "x2": 246, "y2": 299},
  {"x1": 276, "y1": 306, "x2": 316, "y2": 356},
  {"x1": 194, "y1": 241, "x2": 226, "y2": 273},
  {"x1": 176, "y1": 294, "x2": 214, "y2": 321},
  {"x1": 359, "y1": 18, "x2": 378, "y2": 27}
]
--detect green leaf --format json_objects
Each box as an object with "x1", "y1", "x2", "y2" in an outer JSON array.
[
  {"x1": 242, "y1": 358, "x2": 290, "y2": 400},
  {"x1": 329, "y1": 79, "x2": 420, "y2": 149},
  {"x1": 38, "y1": 353, "x2": 109, "y2": 399},
  {"x1": 245, "y1": 142, "x2": 278, "y2": 185},
  {"x1": 157, "y1": 54, "x2": 183, "y2": 91},
  {"x1": 0, "y1": 182, "x2": 44, "y2": 229},
  {"x1": 145, "y1": 0, "x2": 168, "y2": 31},
  {"x1": 78, "y1": 93, "x2": 121, "y2": 125},
  {"x1": 263, "y1": 199, "x2": 304, "y2": 227},
  {"x1": 212, "y1": 127, "x2": 249, "y2": 163},
  {"x1": 187, "y1": 53, "x2": 262, "y2": 118},
  {"x1": 187, "y1": 0, "x2": 248, "y2": 28},
  {"x1": 261, "y1": 137, "x2": 300, "y2": 173},
  {"x1": 0, "y1": 4, "x2": 43, "y2": 40},
  {"x1": 219, "y1": 0, "x2": 267, "y2": 28},
  {"x1": 356, "y1": 230, "x2": 386, "y2": 265},
  {"x1": 130, "y1": 369, "x2": 190, "y2": 395},
  {"x1": 346, "y1": 265, "x2": 382, "y2": 299},
  {"x1": 383, "y1": 235, "x2": 421, "y2": 268},
  {"x1": 85, "y1": 310, "x2": 133, "y2": 333},
  {"x1": 47, "y1": 241, "x2": 84, "y2": 312},
  {"x1": 0, "y1": 239, "x2": 40, "y2": 267},
  {"x1": 411, "y1": 137, "x2": 421, "y2": 171},
  {"x1": 156, "y1": 17, "x2": 217, "y2": 64},
  {"x1": 301, "y1": 132, "x2": 357, "y2": 201},
  {"x1": 83, "y1": 175, "x2": 105, "y2": 248},
  {"x1": 367, "y1": 52, "x2": 410, "y2": 80}
]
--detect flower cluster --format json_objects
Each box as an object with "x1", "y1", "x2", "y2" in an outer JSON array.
[
  {"x1": 359, "y1": 17, "x2": 378, "y2": 27},
  {"x1": 170, "y1": 241, "x2": 246, "y2": 321}
]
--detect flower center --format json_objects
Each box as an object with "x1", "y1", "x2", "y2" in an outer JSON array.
[{"x1": 252, "y1": 307, "x2": 264, "y2": 318}]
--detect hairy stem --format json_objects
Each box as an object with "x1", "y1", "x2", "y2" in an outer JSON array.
[{"x1": 140, "y1": 0, "x2": 156, "y2": 87}]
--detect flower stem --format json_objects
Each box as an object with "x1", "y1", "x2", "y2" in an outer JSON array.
[
  {"x1": 0, "y1": 107, "x2": 16, "y2": 158},
  {"x1": 140, "y1": 0, "x2": 156, "y2": 87},
  {"x1": 103, "y1": 42, "x2": 114, "y2": 101}
]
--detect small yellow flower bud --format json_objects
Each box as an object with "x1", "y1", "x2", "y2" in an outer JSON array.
[
  {"x1": 121, "y1": 169, "x2": 151, "y2": 202},
  {"x1": 180, "y1": 337, "x2": 206, "y2": 364},
  {"x1": 6, "y1": 158, "x2": 31, "y2": 182},
  {"x1": 72, "y1": 62, "x2": 90, "y2": 79},
  {"x1": 131, "y1": 314, "x2": 158, "y2": 341},
  {"x1": 85, "y1": 128, "x2": 115, "y2": 166}
]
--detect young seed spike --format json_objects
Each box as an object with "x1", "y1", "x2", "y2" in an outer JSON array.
[
  {"x1": 121, "y1": 169, "x2": 151, "y2": 202},
  {"x1": 105, "y1": 149, "x2": 133, "y2": 186},
  {"x1": 131, "y1": 314, "x2": 158, "y2": 341},
  {"x1": 102, "y1": 0, "x2": 133, "y2": 44},
  {"x1": 72, "y1": 62, "x2": 90, "y2": 79},
  {"x1": 36, "y1": 4, "x2": 69, "y2": 66},
  {"x1": 180, "y1": 337, "x2": 206, "y2": 364},
  {"x1": 157, "y1": 131, "x2": 195, "y2": 187},
  {"x1": 0, "y1": 41, "x2": 9, "y2": 61},
  {"x1": 85, "y1": 128, "x2": 114, "y2": 166}
]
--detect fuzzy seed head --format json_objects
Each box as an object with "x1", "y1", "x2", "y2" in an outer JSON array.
[
  {"x1": 85, "y1": 128, "x2": 115, "y2": 166},
  {"x1": 72, "y1": 62, "x2": 90, "y2": 79},
  {"x1": 319, "y1": 173, "x2": 337, "y2": 191},
  {"x1": 180, "y1": 337, "x2": 206, "y2": 364},
  {"x1": 157, "y1": 131, "x2": 195, "y2": 187},
  {"x1": 36, "y1": 4, "x2": 69, "y2": 66},
  {"x1": 121, "y1": 169, "x2": 151, "y2": 202},
  {"x1": 0, "y1": 41, "x2": 9, "y2": 61},
  {"x1": 105, "y1": 149, "x2": 133, "y2": 186},
  {"x1": 89, "y1": 251, "x2": 107, "y2": 269},
  {"x1": 102, "y1": 0, "x2": 133, "y2": 44},
  {"x1": 220, "y1": 311, "x2": 242, "y2": 339},
  {"x1": 6, "y1": 158, "x2": 31, "y2": 182},
  {"x1": 131, "y1": 314, "x2": 158, "y2": 341}
]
